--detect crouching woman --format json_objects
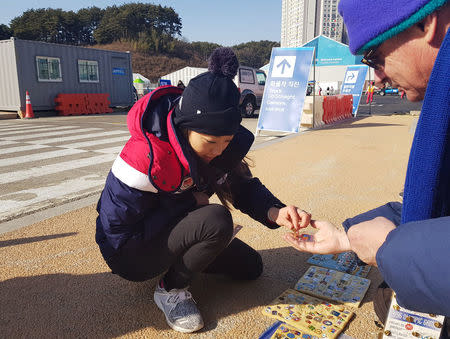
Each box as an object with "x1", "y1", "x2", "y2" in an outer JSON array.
[{"x1": 95, "y1": 48, "x2": 311, "y2": 333}]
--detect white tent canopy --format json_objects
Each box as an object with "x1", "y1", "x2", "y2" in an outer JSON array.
[
  {"x1": 160, "y1": 67, "x2": 207, "y2": 87},
  {"x1": 133, "y1": 73, "x2": 151, "y2": 85}
]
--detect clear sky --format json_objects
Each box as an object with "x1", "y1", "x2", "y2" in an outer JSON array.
[{"x1": 1, "y1": 0, "x2": 282, "y2": 46}]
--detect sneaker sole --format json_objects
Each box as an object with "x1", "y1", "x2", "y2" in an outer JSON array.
[{"x1": 154, "y1": 292, "x2": 204, "y2": 333}]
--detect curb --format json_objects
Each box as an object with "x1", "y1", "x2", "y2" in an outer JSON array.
[
  {"x1": 0, "y1": 112, "x2": 18, "y2": 120},
  {"x1": 0, "y1": 194, "x2": 100, "y2": 235}
]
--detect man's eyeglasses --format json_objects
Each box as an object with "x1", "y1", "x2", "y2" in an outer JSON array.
[{"x1": 361, "y1": 48, "x2": 382, "y2": 70}]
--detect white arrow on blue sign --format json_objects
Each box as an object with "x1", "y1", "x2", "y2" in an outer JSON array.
[
  {"x1": 277, "y1": 59, "x2": 291, "y2": 74},
  {"x1": 257, "y1": 48, "x2": 314, "y2": 133},
  {"x1": 340, "y1": 65, "x2": 368, "y2": 116}
]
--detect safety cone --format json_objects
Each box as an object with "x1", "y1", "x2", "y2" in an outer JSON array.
[{"x1": 24, "y1": 91, "x2": 35, "y2": 119}]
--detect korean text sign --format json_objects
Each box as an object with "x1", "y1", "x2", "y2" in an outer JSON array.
[
  {"x1": 257, "y1": 47, "x2": 314, "y2": 133},
  {"x1": 340, "y1": 65, "x2": 368, "y2": 116}
]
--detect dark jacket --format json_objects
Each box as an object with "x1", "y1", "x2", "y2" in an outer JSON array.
[{"x1": 96, "y1": 86, "x2": 283, "y2": 260}]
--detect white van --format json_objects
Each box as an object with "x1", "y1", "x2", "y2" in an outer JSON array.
[{"x1": 234, "y1": 66, "x2": 266, "y2": 117}]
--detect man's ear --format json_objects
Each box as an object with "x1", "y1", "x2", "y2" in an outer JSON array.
[{"x1": 419, "y1": 12, "x2": 438, "y2": 44}]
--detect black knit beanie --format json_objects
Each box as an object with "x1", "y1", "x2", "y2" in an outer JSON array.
[{"x1": 173, "y1": 47, "x2": 242, "y2": 136}]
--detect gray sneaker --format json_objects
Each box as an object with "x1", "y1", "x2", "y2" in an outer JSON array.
[{"x1": 154, "y1": 284, "x2": 204, "y2": 333}]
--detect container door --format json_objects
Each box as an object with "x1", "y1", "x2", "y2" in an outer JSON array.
[{"x1": 111, "y1": 56, "x2": 131, "y2": 106}]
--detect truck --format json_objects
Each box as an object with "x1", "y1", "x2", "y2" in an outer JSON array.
[
  {"x1": 161, "y1": 65, "x2": 267, "y2": 118},
  {"x1": 234, "y1": 66, "x2": 266, "y2": 117}
]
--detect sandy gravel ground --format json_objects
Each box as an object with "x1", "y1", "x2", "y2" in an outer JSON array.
[{"x1": 0, "y1": 115, "x2": 416, "y2": 338}]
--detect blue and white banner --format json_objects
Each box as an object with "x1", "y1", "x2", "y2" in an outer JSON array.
[
  {"x1": 112, "y1": 67, "x2": 126, "y2": 75},
  {"x1": 340, "y1": 65, "x2": 368, "y2": 116},
  {"x1": 257, "y1": 47, "x2": 314, "y2": 133}
]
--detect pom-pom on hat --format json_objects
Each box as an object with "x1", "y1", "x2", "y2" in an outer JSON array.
[
  {"x1": 339, "y1": 0, "x2": 449, "y2": 54},
  {"x1": 173, "y1": 47, "x2": 242, "y2": 136}
]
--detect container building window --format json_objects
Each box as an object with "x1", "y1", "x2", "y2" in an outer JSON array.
[
  {"x1": 78, "y1": 60, "x2": 99, "y2": 83},
  {"x1": 36, "y1": 56, "x2": 62, "y2": 82}
]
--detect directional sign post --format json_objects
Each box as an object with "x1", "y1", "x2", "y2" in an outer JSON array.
[
  {"x1": 257, "y1": 47, "x2": 315, "y2": 134},
  {"x1": 340, "y1": 65, "x2": 368, "y2": 116}
]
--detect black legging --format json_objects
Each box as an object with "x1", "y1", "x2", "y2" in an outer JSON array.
[{"x1": 105, "y1": 204, "x2": 263, "y2": 289}]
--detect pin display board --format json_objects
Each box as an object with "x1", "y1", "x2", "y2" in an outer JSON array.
[
  {"x1": 307, "y1": 252, "x2": 371, "y2": 277},
  {"x1": 262, "y1": 289, "x2": 354, "y2": 339},
  {"x1": 294, "y1": 266, "x2": 370, "y2": 308}
]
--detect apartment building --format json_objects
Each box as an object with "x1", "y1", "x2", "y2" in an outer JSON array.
[
  {"x1": 281, "y1": 0, "x2": 346, "y2": 47},
  {"x1": 319, "y1": 0, "x2": 345, "y2": 42}
]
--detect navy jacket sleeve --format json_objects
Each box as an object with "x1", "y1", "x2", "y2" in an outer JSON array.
[
  {"x1": 342, "y1": 202, "x2": 402, "y2": 231},
  {"x1": 227, "y1": 170, "x2": 285, "y2": 229},
  {"x1": 97, "y1": 171, "x2": 196, "y2": 250},
  {"x1": 376, "y1": 216, "x2": 450, "y2": 316}
]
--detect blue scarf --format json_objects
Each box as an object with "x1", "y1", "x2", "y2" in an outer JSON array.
[{"x1": 402, "y1": 28, "x2": 450, "y2": 223}]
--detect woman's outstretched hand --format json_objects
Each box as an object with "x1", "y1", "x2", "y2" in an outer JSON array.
[
  {"x1": 283, "y1": 220, "x2": 351, "y2": 254},
  {"x1": 268, "y1": 206, "x2": 311, "y2": 231}
]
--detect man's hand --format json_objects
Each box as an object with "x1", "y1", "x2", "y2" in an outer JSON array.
[
  {"x1": 283, "y1": 220, "x2": 351, "y2": 254},
  {"x1": 268, "y1": 206, "x2": 311, "y2": 231},
  {"x1": 347, "y1": 216, "x2": 395, "y2": 266}
]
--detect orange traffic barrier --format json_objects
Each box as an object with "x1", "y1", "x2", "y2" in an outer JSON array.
[
  {"x1": 55, "y1": 93, "x2": 113, "y2": 116},
  {"x1": 55, "y1": 93, "x2": 86, "y2": 116},
  {"x1": 322, "y1": 95, "x2": 353, "y2": 125},
  {"x1": 85, "y1": 94, "x2": 113, "y2": 114},
  {"x1": 24, "y1": 91, "x2": 35, "y2": 119}
]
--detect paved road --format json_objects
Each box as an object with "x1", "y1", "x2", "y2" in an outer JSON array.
[
  {"x1": 0, "y1": 112, "x2": 289, "y2": 223},
  {"x1": 357, "y1": 94, "x2": 422, "y2": 115},
  {"x1": 0, "y1": 116, "x2": 128, "y2": 222}
]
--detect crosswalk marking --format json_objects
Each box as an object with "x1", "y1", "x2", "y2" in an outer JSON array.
[
  {"x1": 22, "y1": 130, "x2": 129, "y2": 145},
  {"x1": 0, "y1": 121, "x2": 131, "y2": 222},
  {"x1": 60, "y1": 135, "x2": 129, "y2": 149},
  {"x1": 0, "y1": 125, "x2": 77, "y2": 137},
  {"x1": 0, "y1": 140, "x2": 17, "y2": 147},
  {"x1": 0, "y1": 174, "x2": 106, "y2": 216},
  {"x1": 94, "y1": 145, "x2": 124, "y2": 154},
  {"x1": 1, "y1": 127, "x2": 101, "y2": 141},
  {"x1": 0, "y1": 124, "x2": 54, "y2": 132},
  {"x1": 0, "y1": 123, "x2": 35, "y2": 128},
  {"x1": 0, "y1": 126, "x2": 69, "y2": 138},
  {"x1": 0, "y1": 148, "x2": 86, "y2": 167},
  {"x1": 0, "y1": 153, "x2": 116, "y2": 184},
  {"x1": 0, "y1": 144, "x2": 49, "y2": 156}
]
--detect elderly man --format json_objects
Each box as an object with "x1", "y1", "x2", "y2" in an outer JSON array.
[{"x1": 285, "y1": 0, "x2": 450, "y2": 318}]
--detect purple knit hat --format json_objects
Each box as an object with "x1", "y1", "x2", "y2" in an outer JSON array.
[{"x1": 339, "y1": 0, "x2": 449, "y2": 54}]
